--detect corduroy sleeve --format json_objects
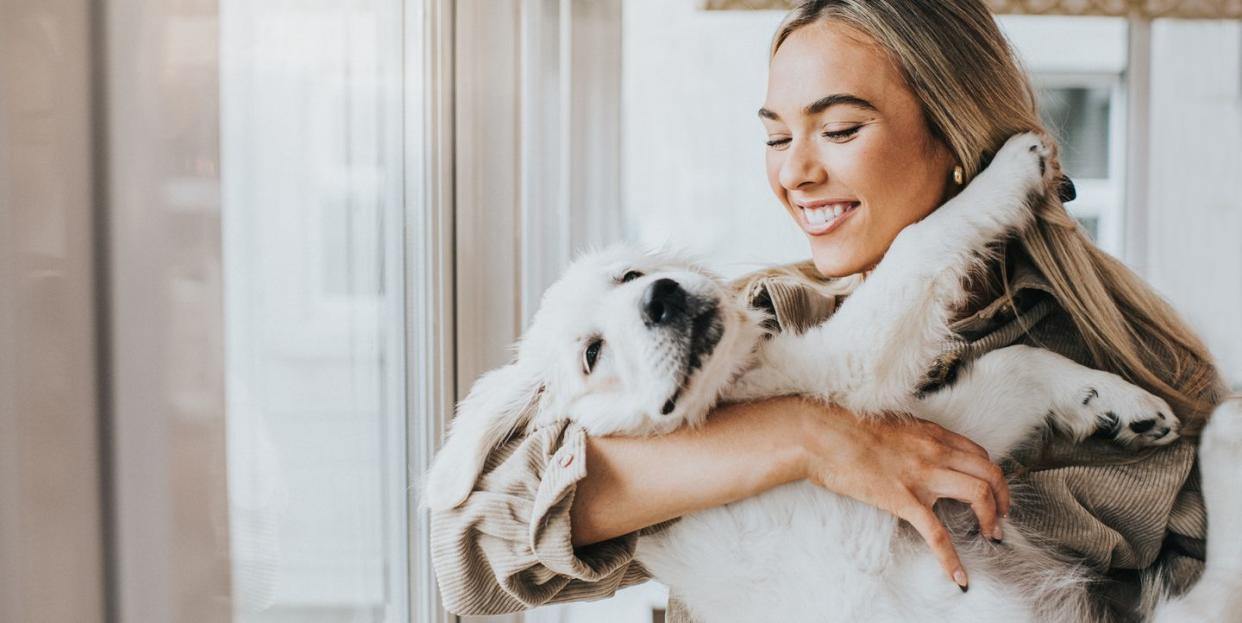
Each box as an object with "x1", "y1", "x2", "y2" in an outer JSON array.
[{"x1": 429, "y1": 418, "x2": 653, "y2": 615}]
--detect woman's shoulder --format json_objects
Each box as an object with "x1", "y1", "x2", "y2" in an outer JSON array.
[
  {"x1": 951, "y1": 251, "x2": 1072, "y2": 344},
  {"x1": 727, "y1": 261, "x2": 853, "y2": 335},
  {"x1": 726, "y1": 260, "x2": 838, "y2": 296}
]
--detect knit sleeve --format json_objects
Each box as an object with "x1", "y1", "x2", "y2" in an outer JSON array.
[
  {"x1": 429, "y1": 419, "x2": 653, "y2": 615},
  {"x1": 1010, "y1": 306, "x2": 1211, "y2": 607}
]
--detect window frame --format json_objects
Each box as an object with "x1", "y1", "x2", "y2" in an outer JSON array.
[
  {"x1": 1031, "y1": 70, "x2": 1129, "y2": 254},
  {"x1": 410, "y1": 1, "x2": 457, "y2": 622}
]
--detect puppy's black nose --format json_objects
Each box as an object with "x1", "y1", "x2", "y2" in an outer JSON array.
[{"x1": 642, "y1": 278, "x2": 686, "y2": 326}]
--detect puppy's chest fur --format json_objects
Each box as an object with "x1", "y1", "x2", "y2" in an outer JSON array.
[
  {"x1": 632, "y1": 327, "x2": 943, "y2": 623},
  {"x1": 635, "y1": 477, "x2": 913, "y2": 622}
]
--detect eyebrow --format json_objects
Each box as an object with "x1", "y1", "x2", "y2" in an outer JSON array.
[{"x1": 757, "y1": 93, "x2": 878, "y2": 121}]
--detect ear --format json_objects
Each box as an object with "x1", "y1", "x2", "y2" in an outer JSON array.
[{"x1": 421, "y1": 360, "x2": 543, "y2": 511}]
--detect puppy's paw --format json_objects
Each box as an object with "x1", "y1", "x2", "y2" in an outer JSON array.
[
  {"x1": 961, "y1": 132, "x2": 1052, "y2": 236},
  {"x1": 991, "y1": 131, "x2": 1055, "y2": 193},
  {"x1": 1073, "y1": 376, "x2": 1180, "y2": 447}
]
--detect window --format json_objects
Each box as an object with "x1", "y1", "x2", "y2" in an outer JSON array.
[
  {"x1": 65, "y1": 1, "x2": 445, "y2": 621},
  {"x1": 220, "y1": 2, "x2": 409, "y2": 620},
  {"x1": 1033, "y1": 78, "x2": 1125, "y2": 245},
  {"x1": 999, "y1": 15, "x2": 1129, "y2": 253}
]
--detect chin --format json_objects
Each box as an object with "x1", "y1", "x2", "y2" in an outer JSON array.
[{"x1": 808, "y1": 243, "x2": 871, "y2": 278}]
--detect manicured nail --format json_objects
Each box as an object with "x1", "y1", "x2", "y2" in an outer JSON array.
[{"x1": 954, "y1": 569, "x2": 969, "y2": 592}]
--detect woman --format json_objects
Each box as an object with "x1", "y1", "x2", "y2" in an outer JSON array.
[{"x1": 429, "y1": 1, "x2": 1225, "y2": 620}]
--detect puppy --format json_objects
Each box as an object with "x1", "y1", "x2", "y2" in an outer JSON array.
[{"x1": 425, "y1": 133, "x2": 1242, "y2": 622}]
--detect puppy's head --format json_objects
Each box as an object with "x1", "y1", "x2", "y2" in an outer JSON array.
[{"x1": 422, "y1": 245, "x2": 764, "y2": 511}]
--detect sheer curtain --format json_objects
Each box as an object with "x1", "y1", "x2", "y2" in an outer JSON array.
[{"x1": 220, "y1": 1, "x2": 409, "y2": 621}]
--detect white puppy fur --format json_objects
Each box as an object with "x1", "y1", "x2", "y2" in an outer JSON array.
[{"x1": 424, "y1": 133, "x2": 1241, "y2": 622}]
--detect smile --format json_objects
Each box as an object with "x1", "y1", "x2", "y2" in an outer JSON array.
[{"x1": 798, "y1": 201, "x2": 858, "y2": 236}]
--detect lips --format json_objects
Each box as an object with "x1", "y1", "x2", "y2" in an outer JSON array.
[{"x1": 796, "y1": 200, "x2": 859, "y2": 236}]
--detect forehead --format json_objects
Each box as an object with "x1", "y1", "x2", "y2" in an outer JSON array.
[
  {"x1": 542, "y1": 252, "x2": 639, "y2": 301},
  {"x1": 764, "y1": 21, "x2": 907, "y2": 117},
  {"x1": 573, "y1": 248, "x2": 698, "y2": 279}
]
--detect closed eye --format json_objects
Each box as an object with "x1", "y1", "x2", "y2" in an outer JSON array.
[
  {"x1": 582, "y1": 338, "x2": 603, "y2": 375},
  {"x1": 822, "y1": 125, "x2": 862, "y2": 141}
]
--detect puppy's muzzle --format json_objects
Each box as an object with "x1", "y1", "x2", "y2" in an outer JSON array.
[{"x1": 642, "y1": 278, "x2": 687, "y2": 327}]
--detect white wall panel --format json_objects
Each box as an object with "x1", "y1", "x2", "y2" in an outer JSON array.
[{"x1": 1148, "y1": 20, "x2": 1242, "y2": 389}]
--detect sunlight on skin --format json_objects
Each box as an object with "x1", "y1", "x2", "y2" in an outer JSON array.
[{"x1": 760, "y1": 21, "x2": 957, "y2": 277}]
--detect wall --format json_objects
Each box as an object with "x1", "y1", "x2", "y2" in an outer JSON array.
[{"x1": 1148, "y1": 20, "x2": 1242, "y2": 389}]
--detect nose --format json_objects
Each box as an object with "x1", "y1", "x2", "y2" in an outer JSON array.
[
  {"x1": 778, "y1": 137, "x2": 827, "y2": 191},
  {"x1": 641, "y1": 278, "x2": 687, "y2": 326}
]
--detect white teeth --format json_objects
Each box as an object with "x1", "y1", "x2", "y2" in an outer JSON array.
[
  {"x1": 805, "y1": 207, "x2": 831, "y2": 226},
  {"x1": 801, "y1": 203, "x2": 853, "y2": 228}
]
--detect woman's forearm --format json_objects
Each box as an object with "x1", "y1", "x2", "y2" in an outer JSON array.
[
  {"x1": 567, "y1": 395, "x2": 1010, "y2": 591},
  {"x1": 569, "y1": 396, "x2": 811, "y2": 548}
]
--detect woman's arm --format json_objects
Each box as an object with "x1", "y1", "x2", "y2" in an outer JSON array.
[
  {"x1": 571, "y1": 396, "x2": 1009, "y2": 591},
  {"x1": 570, "y1": 396, "x2": 808, "y2": 547}
]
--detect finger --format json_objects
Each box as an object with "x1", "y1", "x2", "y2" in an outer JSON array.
[
  {"x1": 933, "y1": 427, "x2": 990, "y2": 460},
  {"x1": 943, "y1": 448, "x2": 1011, "y2": 526},
  {"x1": 919, "y1": 425, "x2": 1010, "y2": 519},
  {"x1": 930, "y1": 469, "x2": 1000, "y2": 543},
  {"x1": 904, "y1": 504, "x2": 969, "y2": 592}
]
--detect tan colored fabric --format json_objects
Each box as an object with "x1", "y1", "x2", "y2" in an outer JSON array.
[{"x1": 429, "y1": 259, "x2": 1211, "y2": 622}]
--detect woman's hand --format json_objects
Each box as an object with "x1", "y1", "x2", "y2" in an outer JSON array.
[{"x1": 793, "y1": 400, "x2": 1010, "y2": 591}]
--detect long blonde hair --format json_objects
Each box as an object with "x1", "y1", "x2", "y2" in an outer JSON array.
[{"x1": 772, "y1": 0, "x2": 1224, "y2": 430}]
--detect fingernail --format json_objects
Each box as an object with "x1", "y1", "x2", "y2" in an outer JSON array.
[
  {"x1": 954, "y1": 569, "x2": 969, "y2": 592},
  {"x1": 994, "y1": 525, "x2": 1004, "y2": 541}
]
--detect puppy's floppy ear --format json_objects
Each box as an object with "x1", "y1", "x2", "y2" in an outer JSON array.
[{"x1": 422, "y1": 360, "x2": 543, "y2": 511}]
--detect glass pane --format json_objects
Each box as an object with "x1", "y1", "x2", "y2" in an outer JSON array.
[
  {"x1": 1075, "y1": 215, "x2": 1100, "y2": 241},
  {"x1": 1037, "y1": 86, "x2": 1112, "y2": 179},
  {"x1": 621, "y1": 2, "x2": 794, "y2": 280},
  {"x1": 220, "y1": 1, "x2": 408, "y2": 621}
]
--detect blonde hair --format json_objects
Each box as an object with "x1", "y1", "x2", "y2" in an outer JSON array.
[{"x1": 771, "y1": 0, "x2": 1224, "y2": 430}]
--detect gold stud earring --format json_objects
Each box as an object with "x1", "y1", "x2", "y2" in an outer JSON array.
[{"x1": 952, "y1": 165, "x2": 964, "y2": 185}]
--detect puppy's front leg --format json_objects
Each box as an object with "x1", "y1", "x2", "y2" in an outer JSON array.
[
  {"x1": 755, "y1": 133, "x2": 1055, "y2": 412},
  {"x1": 917, "y1": 345, "x2": 1179, "y2": 459}
]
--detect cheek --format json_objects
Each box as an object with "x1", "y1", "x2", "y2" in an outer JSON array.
[
  {"x1": 831, "y1": 131, "x2": 894, "y2": 194},
  {"x1": 850, "y1": 138, "x2": 938, "y2": 230}
]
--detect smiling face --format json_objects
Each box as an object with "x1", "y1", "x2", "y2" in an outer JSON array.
[{"x1": 760, "y1": 20, "x2": 957, "y2": 277}]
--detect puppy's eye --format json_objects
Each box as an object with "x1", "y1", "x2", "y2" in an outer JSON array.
[
  {"x1": 621, "y1": 270, "x2": 644, "y2": 283},
  {"x1": 582, "y1": 338, "x2": 603, "y2": 375}
]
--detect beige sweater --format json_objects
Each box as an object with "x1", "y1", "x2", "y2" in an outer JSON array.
[{"x1": 429, "y1": 261, "x2": 1213, "y2": 622}]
